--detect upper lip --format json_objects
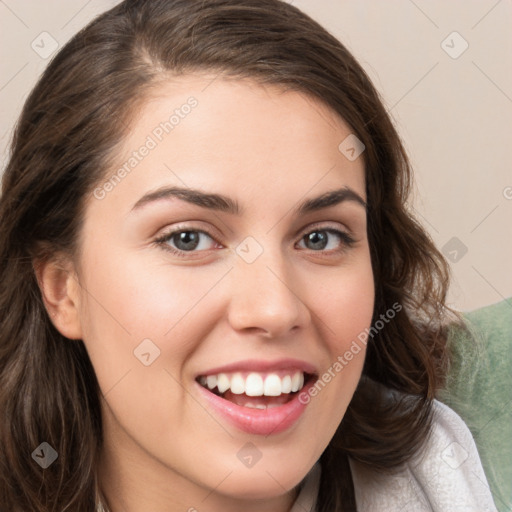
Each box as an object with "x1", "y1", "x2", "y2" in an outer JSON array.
[{"x1": 196, "y1": 358, "x2": 318, "y2": 377}]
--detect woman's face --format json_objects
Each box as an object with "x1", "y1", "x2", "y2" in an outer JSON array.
[{"x1": 70, "y1": 75, "x2": 374, "y2": 509}]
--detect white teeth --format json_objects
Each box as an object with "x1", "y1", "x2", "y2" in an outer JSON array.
[
  {"x1": 291, "y1": 372, "x2": 304, "y2": 392},
  {"x1": 230, "y1": 373, "x2": 245, "y2": 395},
  {"x1": 245, "y1": 373, "x2": 264, "y2": 396},
  {"x1": 244, "y1": 402, "x2": 267, "y2": 410},
  {"x1": 216, "y1": 373, "x2": 230, "y2": 394},
  {"x1": 243, "y1": 402, "x2": 283, "y2": 410},
  {"x1": 206, "y1": 375, "x2": 217, "y2": 390},
  {"x1": 199, "y1": 370, "x2": 307, "y2": 397},
  {"x1": 263, "y1": 374, "x2": 282, "y2": 396},
  {"x1": 281, "y1": 375, "x2": 292, "y2": 393}
]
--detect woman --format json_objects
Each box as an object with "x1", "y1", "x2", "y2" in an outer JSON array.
[{"x1": 0, "y1": 0, "x2": 497, "y2": 511}]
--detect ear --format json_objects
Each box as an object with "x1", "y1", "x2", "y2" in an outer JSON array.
[{"x1": 34, "y1": 256, "x2": 83, "y2": 340}]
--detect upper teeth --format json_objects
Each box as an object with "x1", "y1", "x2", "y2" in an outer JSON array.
[{"x1": 199, "y1": 371, "x2": 305, "y2": 396}]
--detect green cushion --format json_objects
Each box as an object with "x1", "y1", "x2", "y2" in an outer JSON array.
[{"x1": 439, "y1": 298, "x2": 512, "y2": 512}]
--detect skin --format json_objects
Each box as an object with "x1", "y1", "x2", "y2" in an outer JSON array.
[{"x1": 38, "y1": 74, "x2": 375, "y2": 512}]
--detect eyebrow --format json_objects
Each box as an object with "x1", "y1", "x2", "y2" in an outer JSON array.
[
  {"x1": 130, "y1": 185, "x2": 366, "y2": 216},
  {"x1": 131, "y1": 186, "x2": 242, "y2": 214},
  {"x1": 294, "y1": 187, "x2": 366, "y2": 215}
]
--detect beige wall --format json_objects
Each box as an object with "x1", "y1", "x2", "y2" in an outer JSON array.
[{"x1": 1, "y1": 1, "x2": 510, "y2": 312}]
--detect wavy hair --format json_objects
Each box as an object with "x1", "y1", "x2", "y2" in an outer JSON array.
[{"x1": 0, "y1": 1, "x2": 457, "y2": 510}]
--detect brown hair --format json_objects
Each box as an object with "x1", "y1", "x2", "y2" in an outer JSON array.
[{"x1": 0, "y1": 1, "x2": 457, "y2": 510}]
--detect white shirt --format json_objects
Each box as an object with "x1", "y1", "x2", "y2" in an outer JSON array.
[{"x1": 291, "y1": 400, "x2": 498, "y2": 512}]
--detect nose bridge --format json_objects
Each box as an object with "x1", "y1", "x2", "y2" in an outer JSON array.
[{"x1": 227, "y1": 237, "x2": 308, "y2": 336}]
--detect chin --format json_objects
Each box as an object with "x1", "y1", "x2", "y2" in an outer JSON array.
[{"x1": 210, "y1": 461, "x2": 311, "y2": 500}]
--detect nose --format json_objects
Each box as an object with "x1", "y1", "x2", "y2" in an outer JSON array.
[{"x1": 226, "y1": 248, "x2": 311, "y2": 338}]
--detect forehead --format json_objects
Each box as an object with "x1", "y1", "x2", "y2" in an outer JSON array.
[{"x1": 87, "y1": 74, "x2": 366, "y2": 217}]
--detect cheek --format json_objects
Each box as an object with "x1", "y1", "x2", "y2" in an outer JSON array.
[
  {"x1": 315, "y1": 257, "x2": 375, "y2": 349},
  {"x1": 77, "y1": 248, "x2": 229, "y2": 389},
  {"x1": 76, "y1": 253, "x2": 226, "y2": 444},
  {"x1": 305, "y1": 255, "x2": 374, "y2": 422}
]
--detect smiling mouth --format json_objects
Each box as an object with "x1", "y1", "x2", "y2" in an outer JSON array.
[{"x1": 196, "y1": 370, "x2": 315, "y2": 409}]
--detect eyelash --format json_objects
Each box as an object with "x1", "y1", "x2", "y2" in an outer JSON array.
[{"x1": 154, "y1": 224, "x2": 356, "y2": 259}]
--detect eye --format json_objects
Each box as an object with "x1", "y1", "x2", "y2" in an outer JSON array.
[
  {"x1": 155, "y1": 228, "x2": 220, "y2": 256},
  {"x1": 297, "y1": 227, "x2": 355, "y2": 253}
]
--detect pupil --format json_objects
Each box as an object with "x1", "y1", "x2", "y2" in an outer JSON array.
[
  {"x1": 175, "y1": 231, "x2": 199, "y2": 251},
  {"x1": 307, "y1": 231, "x2": 327, "y2": 250}
]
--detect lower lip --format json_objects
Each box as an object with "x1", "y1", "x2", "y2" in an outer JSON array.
[{"x1": 196, "y1": 379, "x2": 314, "y2": 436}]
